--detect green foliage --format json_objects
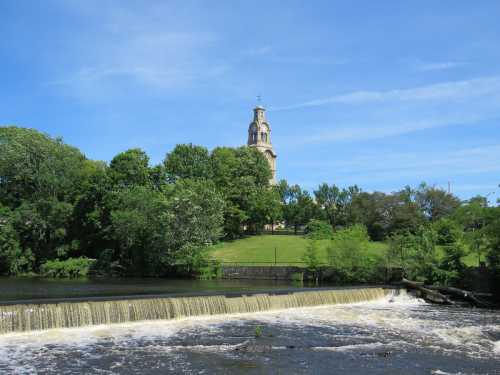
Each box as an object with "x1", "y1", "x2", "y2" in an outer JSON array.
[
  {"x1": 388, "y1": 226, "x2": 439, "y2": 282},
  {"x1": 433, "y1": 218, "x2": 463, "y2": 245},
  {"x1": 280, "y1": 181, "x2": 318, "y2": 234},
  {"x1": 39, "y1": 257, "x2": 95, "y2": 278},
  {"x1": 0, "y1": 127, "x2": 87, "y2": 205},
  {"x1": 254, "y1": 325, "x2": 262, "y2": 338},
  {"x1": 197, "y1": 259, "x2": 223, "y2": 280},
  {"x1": 164, "y1": 143, "x2": 212, "y2": 181},
  {"x1": 302, "y1": 240, "x2": 321, "y2": 271},
  {"x1": 415, "y1": 183, "x2": 461, "y2": 222},
  {"x1": 438, "y1": 242, "x2": 467, "y2": 285},
  {"x1": 314, "y1": 183, "x2": 360, "y2": 228},
  {"x1": 304, "y1": 219, "x2": 333, "y2": 240},
  {"x1": 210, "y1": 146, "x2": 274, "y2": 237},
  {"x1": 0, "y1": 205, "x2": 33, "y2": 275},
  {"x1": 1, "y1": 125, "x2": 498, "y2": 290},
  {"x1": 326, "y1": 225, "x2": 385, "y2": 283},
  {"x1": 109, "y1": 148, "x2": 151, "y2": 187}
]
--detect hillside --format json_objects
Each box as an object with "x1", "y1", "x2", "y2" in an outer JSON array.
[{"x1": 209, "y1": 235, "x2": 388, "y2": 266}]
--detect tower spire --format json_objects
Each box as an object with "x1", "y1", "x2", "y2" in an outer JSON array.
[{"x1": 247, "y1": 105, "x2": 277, "y2": 184}]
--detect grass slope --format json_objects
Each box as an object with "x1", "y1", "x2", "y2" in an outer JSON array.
[{"x1": 209, "y1": 235, "x2": 388, "y2": 266}]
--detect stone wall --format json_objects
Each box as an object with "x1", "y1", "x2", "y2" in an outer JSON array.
[
  {"x1": 221, "y1": 265, "x2": 402, "y2": 283},
  {"x1": 221, "y1": 266, "x2": 304, "y2": 280}
]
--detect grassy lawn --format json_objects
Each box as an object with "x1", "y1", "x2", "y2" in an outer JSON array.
[
  {"x1": 209, "y1": 234, "x2": 480, "y2": 267},
  {"x1": 435, "y1": 245, "x2": 480, "y2": 267},
  {"x1": 209, "y1": 235, "x2": 388, "y2": 266}
]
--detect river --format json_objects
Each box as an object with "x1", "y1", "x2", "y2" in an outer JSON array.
[{"x1": 0, "y1": 288, "x2": 499, "y2": 374}]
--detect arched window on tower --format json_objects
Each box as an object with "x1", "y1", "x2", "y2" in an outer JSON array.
[
  {"x1": 261, "y1": 132, "x2": 267, "y2": 143},
  {"x1": 253, "y1": 132, "x2": 258, "y2": 143}
]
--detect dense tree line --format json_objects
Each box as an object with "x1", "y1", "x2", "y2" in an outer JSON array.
[
  {"x1": 1, "y1": 126, "x2": 499, "y2": 292},
  {"x1": 0, "y1": 127, "x2": 271, "y2": 276}
]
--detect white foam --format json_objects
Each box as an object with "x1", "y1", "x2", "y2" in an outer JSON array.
[
  {"x1": 312, "y1": 341, "x2": 388, "y2": 352},
  {"x1": 0, "y1": 293, "x2": 499, "y2": 368},
  {"x1": 494, "y1": 340, "x2": 500, "y2": 354}
]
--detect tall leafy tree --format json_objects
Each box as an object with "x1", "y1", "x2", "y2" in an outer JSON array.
[
  {"x1": 314, "y1": 183, "x2": 360, "y2": 228},
  {"x1": 282, "y1": 184, "x2": 317, "y2": 234},
  {"x1": 109, "y1": 148, "x2": 151, "y2": 187},
  {"x1": 210, "y1": 146, "x2": 272, "y2": 237},
  {"x1": 416, "y1": 183, "x2": 461, "y2": 222},
  {"x1": 0, "y1": 127, "x2": 87, "y2": 206},
  {"x1": 164, "y1": 143, "x2": 212, "y2": 181}
]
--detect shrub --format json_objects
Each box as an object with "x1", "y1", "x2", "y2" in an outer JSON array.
[
  {"x1": 254, "y1": 325, "x2": 262, "y2": 338},
  {"x1": 326, "y1": 224, "x2": 385, "y2": 283},
  {"x1": 304, "y1": 219, "x2": 333, "y2": 240},
  {"x1": 40, "y1": 257, "x2": 95, "y2": 278},
  {"x1": 198, "y1": 259, "x2": 223, "y2": 280}
]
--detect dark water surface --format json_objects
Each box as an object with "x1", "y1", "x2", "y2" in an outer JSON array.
[
  {"x1": 0, "y1": 277, "x2": 306, "y2": 302},
  {"x1": 0, "y1": 292, "x2": 499, "y2": 374}
]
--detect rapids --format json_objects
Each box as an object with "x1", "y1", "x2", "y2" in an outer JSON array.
[{"x1": 0, "y1": 290, "x2": 498, "y2": 374}]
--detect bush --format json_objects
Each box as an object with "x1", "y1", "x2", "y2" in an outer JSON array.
[
  {"x1": 326, "y1": 224, "x2": 385, "y2": 283},
  {"x1": 304, "y1": 219, "x2": 333, "y2": 240},
  {"x1": 40, "y1": 257, "x2": 95, "y2": 278},
  {"x1": 197, "y1": 259, "x2": 223, "y2": 280}
]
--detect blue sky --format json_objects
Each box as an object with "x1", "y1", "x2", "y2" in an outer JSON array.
[{"x1": 1, "y1": 1, "x2": 500, "y2": 201}]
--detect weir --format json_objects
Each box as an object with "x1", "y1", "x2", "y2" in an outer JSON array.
[{"x1": 0, "y1": 287, "x2": 390, "y2": 334}]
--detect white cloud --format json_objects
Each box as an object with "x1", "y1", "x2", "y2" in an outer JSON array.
[
  {"x1": 272, "y1": 76, "x2": 500, "y2": 110},
  {"x1": 279, "y1": 111, "x2": 494, "y2": 148},
  {"x1": 46, "y1": 4, "x2": 227, "y2": 99}
]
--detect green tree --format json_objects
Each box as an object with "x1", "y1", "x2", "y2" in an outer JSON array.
[
  {"x1": 164, "y1": 143, "x2": 212, "y2": 181},
  {"x1": 302, "y1": 240, "x2": 321, "y2": 283},
  {"x1": 109, "y1": 148, "x2": 151, "y2": 187},
  {"x1": 0, "y1": 205, "x2": 33, "y2": 275},
  {"x1": 164, "y1": 179, "x2": 225, "y2": 270},
  {"x1": 282, "y1": 185, "x2": 316, "y2": 234},
  {"x1": 210, "y1": 146, "x2": 272, "y2": 237},
  {"x1": 415, "y1": 183, "x2": 460, "y2": 222},
  {"x1": 388, "y1": 226, "x2": 438, "y2": 282},
  {"x1": 327, "y1": 224, "x2": 382, "y2": 282},
  {"x1": 433, "y1": 218, "x2": 463, "y2": 245},
  {"x1": 314, "y1": 183, "x2": 360, "y2": 228},
  {"x1": 304, "y1": 219, "x2": 333, "y2": 240},
  {"x1": 247, "y1": 187, "x2": 282, "y2": 233},
  {"x1": 0, "y1": 127, "x2": 87, "y2": 206},
  {"x1": 108, "y1": 180, "x2": 224, "y2": 276}
]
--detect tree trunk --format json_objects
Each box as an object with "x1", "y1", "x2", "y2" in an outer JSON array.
[
  {"x1": 402, "y1": 278, "x2": 454, "y2": 305},
  {"x1": 425, "y1": 285, "x2": 494, "y2": 308}
]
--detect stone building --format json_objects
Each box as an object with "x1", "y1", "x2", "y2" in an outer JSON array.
[{"x1": 247, "y1": 105, "x2": 277, "y2": 184}]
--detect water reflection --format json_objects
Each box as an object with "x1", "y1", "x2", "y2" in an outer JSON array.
[{"x1": 0, "y1": 277, "x2": 307, "y2": 302}]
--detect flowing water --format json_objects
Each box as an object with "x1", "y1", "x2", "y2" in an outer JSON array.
[
  {"x1": 0, "y1": 277, "x2": 305, "y2": 302},
  {"x1": 0, "y1": 290, "x2": 499, "y2": 374}
]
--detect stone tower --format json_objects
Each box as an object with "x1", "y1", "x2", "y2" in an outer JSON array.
[{"x1": 247, "y1": 106, "x2": 277, "y2": 184}]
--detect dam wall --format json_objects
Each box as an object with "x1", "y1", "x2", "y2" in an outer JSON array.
[{"x1": 0, "y1": 287, "x2": 390, "y2": 334}]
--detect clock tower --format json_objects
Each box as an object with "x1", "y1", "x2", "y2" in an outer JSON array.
[{"x1": 247, "y1": 105, "x2": 277, "y2": 184}]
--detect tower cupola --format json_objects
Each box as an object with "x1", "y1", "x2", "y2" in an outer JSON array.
[{"x1": 247, "y1": 105, "x2": 277, "y2": 184}]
